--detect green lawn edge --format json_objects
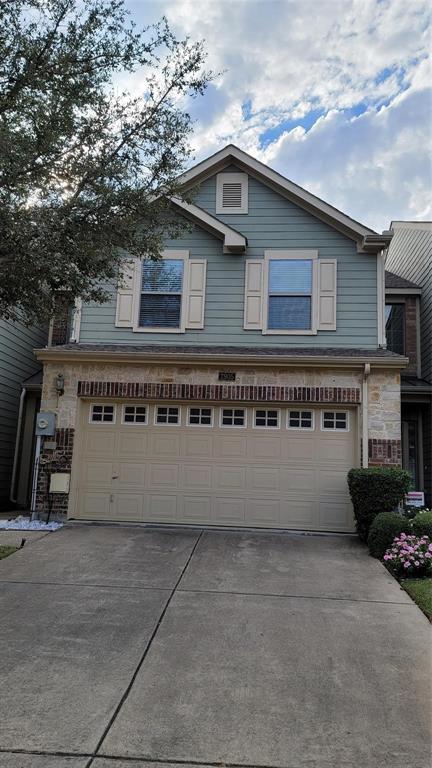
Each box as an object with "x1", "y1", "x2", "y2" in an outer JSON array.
[
  {"x1": 0, "y1": 545, "x2": 18, "y2": 560},
  {"x1": 401, "y1": 578, "x2": 432, "y2": 621}
]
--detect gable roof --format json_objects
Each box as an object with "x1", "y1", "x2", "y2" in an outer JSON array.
[
  {"x1": 177, "y1": 145, "x2": 392, "y2": 252},
  {"x1": 385, "y1": 270, "x2": 422, "y2": 293}
]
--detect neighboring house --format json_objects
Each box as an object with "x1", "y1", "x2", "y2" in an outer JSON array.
[
  {"x1": 385, "y1": 221, "x2": 432, "y2": 506},
  {"x1": 0, "y1": 319, "x2": 47, "y2": 510},
  {"x1": 33, "y1": 145, "x2": 406, "y2": 532}
]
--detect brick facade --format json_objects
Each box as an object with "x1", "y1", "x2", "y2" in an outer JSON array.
[
  {"x1": 77, "y1": 380, "x2": 361, "y2": 404},
  {"x1": 403, "y1": 296, "x2": 418, "y2": 377},
  {"x1": 35, "y1": 428, "x2": 74, "y2": 519},
  {"x1": 51, "y1": 296, "x2": 70, "y2": 347},
  {"x1": 368, "y1": 438, "x2": 402, "y2": 467}
]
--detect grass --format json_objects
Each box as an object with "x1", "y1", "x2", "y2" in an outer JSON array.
[
  {"x1": 0, "y1": 545, "x2": 18, "y2": 560},
  {"x1": 402, "y1": 578, "x2": 432, "y2": 621}
]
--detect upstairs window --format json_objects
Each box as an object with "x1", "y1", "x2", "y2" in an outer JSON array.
[
  {"x1": 268, "y1": 258, "x2": 313, "y2": 331},
  {"x1": 139, "y1": 259, "x2": 184, "y2": 329},
  {"x1": 385, "y1": 304, "x2": 405, "y2": 355},
  {"x1": 216, "y1": 172, "x2": 248, "y2": 214}
]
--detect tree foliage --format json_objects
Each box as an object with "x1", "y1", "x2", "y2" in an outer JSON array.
[{"x1": 0, "y1": 0, "x2": 213, "y2": 322}]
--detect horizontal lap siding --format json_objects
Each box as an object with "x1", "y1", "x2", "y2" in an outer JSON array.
[
  {"x1": 79, "y1": 171, "x2": 378, "y2": 348},
  {"x1": 0, "y1": 320, "x2": 47, "y2": 505}
]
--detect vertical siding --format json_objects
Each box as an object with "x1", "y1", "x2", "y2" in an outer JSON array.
[
  {"x1": 0, "y1": 320, "x2": 47, "y2": 507},
  {"x1": 79, "y1": 169, "x2": 378, "y2": 348},
  {"x1": 386, "y1": 224, "x2": 432, "y2": 382}
]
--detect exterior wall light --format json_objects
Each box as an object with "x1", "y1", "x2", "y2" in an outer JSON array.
[{"x1": 55, "y1": 373, "x2": 65, "y2": 396}]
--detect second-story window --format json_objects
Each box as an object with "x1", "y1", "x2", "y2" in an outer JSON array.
[
  {"x1": 139, "y1": 259, "x2": 184, "y2": 329},
  {"x1": 385, "y1": 304, "x2": 405, "y2": 355},
  {"x1": 267, "y1": 258, "x2": 313, "y2": 331}
]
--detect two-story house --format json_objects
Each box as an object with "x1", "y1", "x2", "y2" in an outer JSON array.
[
  {"x1": 33, "y1": 145, "x2": 406, "y2": 532},
  {"x1": 385, "y1": 221, "x2": 432, "y2": 506}
]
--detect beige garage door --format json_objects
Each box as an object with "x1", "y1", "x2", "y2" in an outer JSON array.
[{"x1": 71, "y1": 401, "x2": 357, "y2": 531}]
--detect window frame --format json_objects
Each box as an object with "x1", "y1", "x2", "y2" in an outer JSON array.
[
  {"x1": 253, "y1": 408, "x2": 281, "y2": 430},
  {"x1": 219, "y1": 407, "x2": 247, "y2": 429},
  {"x1": 385, "y1": 301, "x2": 406, "y2": 355},
  {"x1": 89, "y1": 404, "x2": 116, "y2": 424},
  {"x1": 133, "y1": 250, "x2": 189, "y2": 334},
  {"x1": 154, "y1": 405, "x2": 181, "y2": 426},
  {"x1": 263, "y1": 250, "x2": 318, "y2": 335},
  {"x1": 216, "y1": 172, "x2": 248, "y2": 214},
  {"x1": 187, "y1": 406, "x2": 214, "y2": 427},
  {"x1": 287, "y1": 409, "x2": 315, "y2": 430},
  {"x1": 320, "y1": 410, "x2": 349, "y2": 432},
  {"x1": 121, "y1": 404, "x2": 149, "y2": 425}
]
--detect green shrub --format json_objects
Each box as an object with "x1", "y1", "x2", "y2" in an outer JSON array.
[
  {"x1": 347, "y1": 467, "x2": 411, "y2": 541},
  {"x1": 411, "y1": 510, "x2": 432, "y2": 538},
  {"x1": 367, "y1": 512, "x2": 409, "y2": 559}
]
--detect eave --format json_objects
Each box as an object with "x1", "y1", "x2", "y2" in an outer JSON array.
[
  {"x1": 170, "y1": 197, "x2": 247, "y2": 253},
  {"x1": 35, "y1": 346, "x2": 408, "y2": 371}
]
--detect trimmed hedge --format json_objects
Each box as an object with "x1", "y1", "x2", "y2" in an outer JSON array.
[
  {"x1": 411, "y1": 510, "x2": 432, "y2": 538},
  {"x1": 347, "y1": 467, "x2": 411, "y2": 541},
  {"x1": 367, "y1": 512, "x2": 409, "y2": 559}
]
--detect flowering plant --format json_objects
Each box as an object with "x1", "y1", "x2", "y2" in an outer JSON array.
[{"x1": 383, "y1": 533, "x2": 432, "y2": 578}]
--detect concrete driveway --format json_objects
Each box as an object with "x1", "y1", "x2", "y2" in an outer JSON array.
[{"x1": 0, "y1": 524, "x2": 430, "y2": 768}]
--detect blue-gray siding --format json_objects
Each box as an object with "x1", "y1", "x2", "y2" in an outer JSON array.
[
  {"x1": 79, "y1": 171, "x2": 378, "y2": 348},
  {"x1": 0, "y1": 320, "x2": 47, "y2": 506}
]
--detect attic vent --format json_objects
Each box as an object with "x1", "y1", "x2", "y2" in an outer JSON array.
[
  {"x1": 222, "y1": 182, "x2": 242, "y2": 208},
  {"x1": 216, "y1": 172, "x2": 248, "y2": 214}
]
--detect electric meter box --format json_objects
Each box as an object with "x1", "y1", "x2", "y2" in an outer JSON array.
[
  {"x1": 35, "y1": 411, "x2": 56, "y2": 437},
  {"x1": 49, "y1": 473, "x2": 70, "y2": 494}
]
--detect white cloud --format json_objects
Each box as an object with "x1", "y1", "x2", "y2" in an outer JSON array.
[{"x1": 125, "y1": 0, "x2": 432, "y2": 229}]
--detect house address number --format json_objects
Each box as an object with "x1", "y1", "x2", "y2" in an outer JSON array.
[{"x1": 218, "y1": 371, "x2": 236, "y2": 382}]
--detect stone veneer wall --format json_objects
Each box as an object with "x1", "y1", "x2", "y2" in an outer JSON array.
[{"x1": 36, "y1": 361, "x2": 402, "y2": 516}]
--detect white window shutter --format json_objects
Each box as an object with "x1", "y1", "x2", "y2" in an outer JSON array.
[
  {"x1": 185, "y1": 259, "x2": 206, "y2": 329},
  {"x1": 115, "y1": 259, "x2": 139, "y2": 327},
  {"x1": 244, "y1": 260, "x2": 263, "y2": 330},
  {"x1": 318, "y1": 259, "x2": 337, "y2": 330}
]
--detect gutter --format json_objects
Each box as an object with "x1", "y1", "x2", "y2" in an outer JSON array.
[
  {"x1": 35, "y1": 347, "x2": 409, "y2": 371},
  {"x1": 362, "y1": 364, "x2": 370, "y2": 468}
]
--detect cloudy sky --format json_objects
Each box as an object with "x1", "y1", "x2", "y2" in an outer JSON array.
[{"x1": 126, "y1": 0, "x2": 431, "y2": 232}]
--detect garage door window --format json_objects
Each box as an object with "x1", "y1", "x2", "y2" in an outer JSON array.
[
  {"x1": 90, "y1": 404, "x2": 115, "y2": 423},
  {"x1": 188, "y1": 407, "x2": 213, "y2": 426},
  {"x1": 123, "y1": 405, "x2": 148, "y2": 424},
  {"x1": 155, "y1": 406, "x2": 180, "y2": 425},
  {"x1": 288, "y1": 410, "x2": 314, "y2": 429},
  {"x1": 220, "y1": 408, "x2": 246, "y2": 427},
  {"x1": 321, "y1": 411, "x2": 349, "y2": 431},
  {"x1": 254, "y1": 409, "x2": 280, "y2": 429}
]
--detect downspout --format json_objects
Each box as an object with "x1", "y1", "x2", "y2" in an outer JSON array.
[
  {"x1": 362, "y1": 363, "x2": 370, "y2": 468},
  {"x1": 9, "y1": 387, "x2": 26, "y2": 504}
]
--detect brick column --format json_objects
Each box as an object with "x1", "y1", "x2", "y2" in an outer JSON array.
[{"x1": 35, "y1": 428, "x2": 75, "y2": 519}]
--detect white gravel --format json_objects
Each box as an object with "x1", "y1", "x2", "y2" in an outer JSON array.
[{"x1": 0, "y1": 515, "x2": 63, "y2": 531}]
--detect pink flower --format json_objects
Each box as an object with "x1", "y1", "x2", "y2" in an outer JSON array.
[
  {"x1": 414, "y1": 561, "x2": 420, "y2": 566},
  {"x1": 404, "y1": 562, "x2": 410, "y2": 569}
]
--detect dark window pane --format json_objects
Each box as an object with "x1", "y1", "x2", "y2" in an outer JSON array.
[
  {"x1": 385, "y1": 304, "x2": 405, "y2": 354},
  {"x1": 139, "y1": 294, "x2": 181, "y2": 328},
  {"x1": 269, "y1": 260, "x2": 312, "y2": 294},
  {"x1": 142, "y1": 260, "x2": 183, "y2": 292},
  {"x1": 268, "y1": 296, "x2": 311, "y2": 330}
]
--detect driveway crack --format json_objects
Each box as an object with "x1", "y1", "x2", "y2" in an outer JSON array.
[{"x1": 85, "y1": 530, "x2": 204, "y2": 768}]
